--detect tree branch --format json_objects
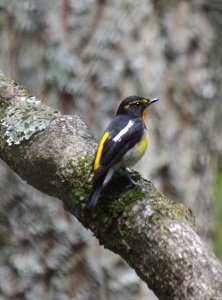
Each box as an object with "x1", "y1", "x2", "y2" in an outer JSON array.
[{"x1": 0, "y1": 73, "x2": 222, "y2": 300}]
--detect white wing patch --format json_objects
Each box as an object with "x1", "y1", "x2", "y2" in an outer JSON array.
[{"x1": 113, "y1": 120, "x2": 134, "y2": 142}]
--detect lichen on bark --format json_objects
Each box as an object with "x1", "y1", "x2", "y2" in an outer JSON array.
[
  {"x1": 0, "y1": 73, "x2": 222, "y2": 299},
  {"x1": 0, "y1": 75, "x2": 59, "y2": 146},
  {"x1": 1, "y1": 96, "x2": 58, "y2": 145}
]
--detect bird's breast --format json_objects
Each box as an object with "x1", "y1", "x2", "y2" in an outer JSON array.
[
  {"x1": 135, "y1": 129, "x2": 149, "y2": 158},
  {"x1": 120, "y1": 129, "x2": 149, "y2": 167}
]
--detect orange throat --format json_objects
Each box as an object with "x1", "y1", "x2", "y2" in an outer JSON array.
[{"x1": 142, "y1": 109, "x2": 148, "y2": 125}]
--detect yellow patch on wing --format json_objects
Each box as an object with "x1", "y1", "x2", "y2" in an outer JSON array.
[
  {"x1": 94, "y1": 131, "x2": 109, "y2": 171},
  {"x1": 124, "y1": 99, "x2": 148, "y2": 109}
]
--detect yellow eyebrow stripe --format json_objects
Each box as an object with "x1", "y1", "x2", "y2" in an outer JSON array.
[
  {"x1": 94, "y1": 131, "x2": 110, "y2": 171},
  {"x1": 124, "y1": 99, "x2": 148, "y2": 109}
]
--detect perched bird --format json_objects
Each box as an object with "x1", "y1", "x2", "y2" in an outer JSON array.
[{"x1": 87, "y1": 96, "x2": 158, "y2": 208}]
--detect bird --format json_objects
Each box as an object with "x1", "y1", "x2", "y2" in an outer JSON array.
[{"x1": 86, "y1": 96, "x2": 158, "y2": 208}]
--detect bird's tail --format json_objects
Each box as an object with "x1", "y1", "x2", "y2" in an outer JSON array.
[{"x1": 86, "y1": 174, "x2": 106, "y2": 209}]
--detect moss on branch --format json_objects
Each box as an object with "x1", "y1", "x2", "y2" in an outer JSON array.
[{"x1": 66, "y1": 154, "x2": 194, "y2": 242}]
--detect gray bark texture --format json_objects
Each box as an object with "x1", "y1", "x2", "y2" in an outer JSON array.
[
  {"x1": 1, "y1": 0, "x2": 221, "y2": 243},
  {"x1": 0, "y1": 74, "x2": 222, "y2": 300},
  {"x1": 0, "y1": 1, "x2": 222, "y2": 300}
]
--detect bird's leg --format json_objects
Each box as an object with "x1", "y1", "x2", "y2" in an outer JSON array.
[{"x1": 122, "y1": 168, "x2": 143, "y2": 186}]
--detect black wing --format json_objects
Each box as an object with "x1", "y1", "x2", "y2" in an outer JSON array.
[{"x1": 93, "y1": 115, "x2": 144, "y2": 181}]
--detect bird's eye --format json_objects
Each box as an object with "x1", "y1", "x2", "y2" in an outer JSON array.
[{"x1": 135, "y1": 102, "x2": 141, "y2": 106}]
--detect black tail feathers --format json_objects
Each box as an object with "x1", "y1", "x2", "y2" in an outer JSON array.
[{"x1": 86, "y1": 174, "x2": 106, "y2": 209}]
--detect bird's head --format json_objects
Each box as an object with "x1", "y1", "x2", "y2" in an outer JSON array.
[{"x1": 116, "y1": 96, "x2": 158, "y2": 121}]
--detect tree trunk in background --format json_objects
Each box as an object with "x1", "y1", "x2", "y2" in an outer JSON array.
[{"x1": 0, "y1": 1, "x2": 221, "y2": 299}]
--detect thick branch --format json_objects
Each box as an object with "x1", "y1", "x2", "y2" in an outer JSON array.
[{"x1": 0, "y1": 73, "x2": 222, "y2": 300}]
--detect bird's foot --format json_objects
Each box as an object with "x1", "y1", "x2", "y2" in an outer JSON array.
[{"x1": 122, "y1": 168, "x2": 144, "y2": 187}]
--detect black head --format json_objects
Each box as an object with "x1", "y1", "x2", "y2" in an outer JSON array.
[{"x1": 116, "y1": 96, "x2": 158, "y2": 118}]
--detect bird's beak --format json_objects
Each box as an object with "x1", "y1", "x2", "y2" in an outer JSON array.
[{"x1": 148, "y1": 98, "x2": 159, "y2": 106}]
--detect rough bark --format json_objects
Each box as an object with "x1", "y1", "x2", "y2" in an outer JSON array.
[
  {"x1": 1, "y1": 0, "x2": 221, "y2": 245},
  {"x1": 1, "y1": 1, "x2": 222, "y2": 299},
  {"x1": 1, "y1": 74, "x2": 222, "y2": 300}
]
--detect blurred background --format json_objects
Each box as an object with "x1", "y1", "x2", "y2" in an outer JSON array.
[{"x1": 0, "y1": 1, "x2": 222, "y2": 299}]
